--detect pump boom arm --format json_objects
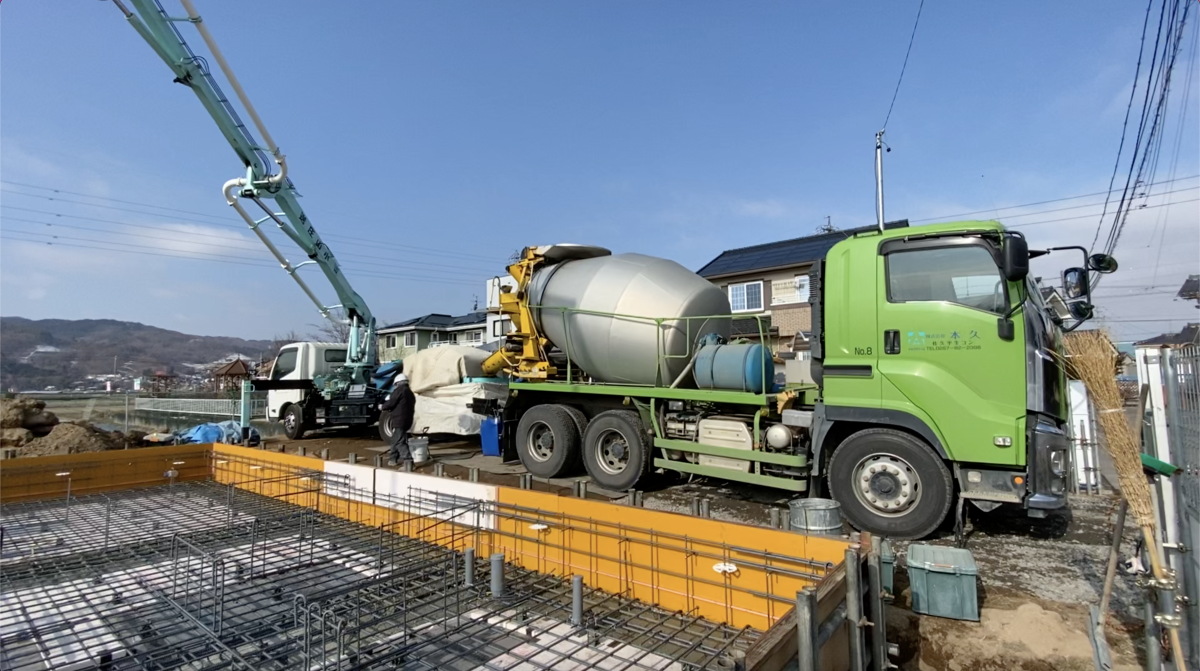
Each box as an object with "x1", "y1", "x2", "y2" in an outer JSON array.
[{"x1": 111, "y1": 0, "x2": 376, "y2": 374}]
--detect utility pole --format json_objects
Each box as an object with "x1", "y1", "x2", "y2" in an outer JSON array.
[{"x1": 113, "y1": 355, "x2": 117, "y2": 375}]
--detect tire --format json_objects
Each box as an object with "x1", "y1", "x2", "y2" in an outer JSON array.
[
  {"x1": 378, "y1": 410, "x2": 395, "y2": 442},
  {"x1": 827, "y1": 428, "x2": 952, "y2": 540},
  {"x1": 282, "y1": 404, "x2": 307, "y2": 440},
  {"x1": 581, "y1": 410, "x2": 649, "y2": 492},
  {"x1": 559, "y1": 405, "x2": 588, "y2": 472},
  {"x1": 515, "y1": 405, "x2": 581, "y2": 478}
]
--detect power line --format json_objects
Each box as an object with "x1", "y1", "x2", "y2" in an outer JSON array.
[
  {"x1": 907, "y1": 172, "x2": 1200, "y2": 223},
  {"x1": 882, "y1": 0, "x2": 926, "y2": 129},
  {"x1": 0, "y1": 208, "x2": 499, "y2": 277},
  {"x1": 0, "y1": 186, "x2": 506, "y2": 264},
  {"x1": 1091, "y1": 0, "x2": 1158, "y2": 253},
  {"x1": 1, "y1": 231, "x2": 481, "y2": 286},
  {"x1": 1008, "y1": 196, "x2": 1199, "y2": 228}
]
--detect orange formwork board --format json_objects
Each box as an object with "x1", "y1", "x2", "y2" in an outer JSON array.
[
  {"x1": 204, "y1": 446, "x2": 851, "y2": 631},
  {"x1": 0, "y1": 444, "x2": 211, "y2": 503},
  {"x1": 212, "y1": 443, "x2": 325, "y2": 506},
  {"x1": 494, "y1": 488, "x2": 849, "y2": 631}
]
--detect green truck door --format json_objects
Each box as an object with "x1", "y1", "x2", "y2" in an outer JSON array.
[{"x1": 875, "y1": 239, "x2": 1025, "y2": 466}]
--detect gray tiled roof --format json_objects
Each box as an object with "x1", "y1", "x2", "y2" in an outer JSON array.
[
  {"x1": 379, "y1": 312, "x2": 486, "y2": 332},
  {"x1": 1177, "y1": 274, "x2": 1199, "y2": 300},
  {"x1": 697, "y1": 220, "x2": 909, "y2": 278},
  {"x1": 1134, "y1": 323, "x2": 1200, "y2": 347}
]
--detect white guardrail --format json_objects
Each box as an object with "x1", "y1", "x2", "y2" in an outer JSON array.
[{"x1": 134, "y1": 398, "x2": 267, "y2": 417}]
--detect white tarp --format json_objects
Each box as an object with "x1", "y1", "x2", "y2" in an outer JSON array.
[
  {"x1": 405, "y1": 346, "x2": 490, "y2": 394},
  {"x1": 412, "y1": 383, "x2": 506, "y2": 436}
]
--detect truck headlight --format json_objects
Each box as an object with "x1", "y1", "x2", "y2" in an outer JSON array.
[{"x1": 1050, "y1": 449, "x2": 1066, "y2": 477}]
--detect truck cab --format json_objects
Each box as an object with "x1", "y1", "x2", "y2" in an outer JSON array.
[
  {"x1": 266, "y1": 342, "x2": 348, "y2": 436},
  {"x1": 811, "y1": 221, "x2": 1086, "y2": 537}
]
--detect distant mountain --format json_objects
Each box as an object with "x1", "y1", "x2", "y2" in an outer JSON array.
[{"x1": 0, "y1": 317, "x2": 273, "y2": 391}]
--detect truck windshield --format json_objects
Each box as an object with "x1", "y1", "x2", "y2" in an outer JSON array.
[
  {"x1": 272, "y1": 348, "x2": 298, "y2": 380},
  {"x1": 886, "y1": 245, "x2": 1007, "y2": 314}
]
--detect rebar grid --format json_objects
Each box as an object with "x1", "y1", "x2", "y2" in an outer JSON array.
[{"x1": 2, "y1": 482, "x2": 757, "y2": 670}]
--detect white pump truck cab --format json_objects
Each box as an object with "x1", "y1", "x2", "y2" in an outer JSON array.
[{"x1": 266, "y1": 343, "x2": 355, "y2": 438}]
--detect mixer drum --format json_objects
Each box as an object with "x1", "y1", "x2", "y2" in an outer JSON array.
[{"x1": 528, "y1": 253, "x2": 732, "y2": 386}]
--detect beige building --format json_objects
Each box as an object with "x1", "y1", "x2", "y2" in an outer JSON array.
[{"x1": 697, "y1": 221, "x2": 909, "y2": 353}]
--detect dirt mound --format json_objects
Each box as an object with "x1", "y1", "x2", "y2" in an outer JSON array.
[
  {"x1": 19, "y1": 423, "x2": 125, "y2": 457},
  {"x1": 1, "y1": 398, "x2": 59, "y2": 435},
  {"x1": 1, "y1": 428, "x2": 34, "y2": 447}
]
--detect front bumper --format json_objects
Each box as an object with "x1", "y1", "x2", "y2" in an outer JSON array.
[{"x1": 1026, "y1": 417, "x2": 1069, "y2": 510}]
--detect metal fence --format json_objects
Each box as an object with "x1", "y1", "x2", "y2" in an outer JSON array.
[
  {"x1": 135, "y1": 396, "x2": 266, "y2": 418},
  {"x1": 1164, "y1": 344, "x2": 1199, "y2": 668}
]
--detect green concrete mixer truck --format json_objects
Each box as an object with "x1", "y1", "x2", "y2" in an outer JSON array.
[{"x1": 479, "y1": 221, "x2": 1116, "y2": 539}]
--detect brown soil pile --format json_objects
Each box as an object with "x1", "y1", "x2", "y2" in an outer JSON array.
[
  {"x1": 1, "y1": 397, "x2": 59, "y2": 435},
  {"x1": 19, "y1": 423, "x2": 127, "y2": 457},
  {"x1": 1, "y1": 428, "x2": 34, "y2": 447}
]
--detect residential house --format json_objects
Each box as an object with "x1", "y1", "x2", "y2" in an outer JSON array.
[
  {"x1": 1134, "y1": 323, "x2": 1200, "y2": 350},
  {"x1": 696, "y1": 220, "x2": 909, "y2": 353},
  {"x1": 376, "y1": 312, "x2": 487, "y2": 362}
]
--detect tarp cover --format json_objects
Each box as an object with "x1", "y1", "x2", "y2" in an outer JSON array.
[
  {"x1": 412, "y1": 383, "x2": 506, "y2": 435},
  {"x1": 404, "y1": 346, "x2": 490, "y2": 394},
  {"x1": 178, "y1": 420, "x2": 260, "y2": 446}
]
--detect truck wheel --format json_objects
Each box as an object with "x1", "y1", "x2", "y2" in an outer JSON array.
[
  {"x1": 582, "y1": 410, "x2": 647, "y2": 492},
  {"x1": 827, "y1": 428, "x2": 952, "y2": 540},
  {"x1": 282, "y1": 404, "x2": 307, "y2": 440},
  {"x1": 378, "y1": 410, "x2": 394, "y2": 442},
  {"x1": 559, "y1": 405, "x2": 588, "y2": 471},
  {"x1": 516, "y1": 405, "x2": 580, "y2": 478}
]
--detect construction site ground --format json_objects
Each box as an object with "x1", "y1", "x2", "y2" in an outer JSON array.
[{"x1": 259, "y1": 431, "x2": 1147, "y2": 671}]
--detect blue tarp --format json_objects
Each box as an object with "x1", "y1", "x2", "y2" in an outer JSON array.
[{"x1": 178, "y1": 420, "x2": 260, "y2": 446}]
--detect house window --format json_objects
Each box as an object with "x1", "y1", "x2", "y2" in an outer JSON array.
[
  {"x1": 728, "y1": 281, "x2": 763, "y2": 313},
  {"x1": 404, "y1": 332, "x2": 417, "y2": 347},
  {"x1": 493, "y1": 318, "x2": 512, "y2": 337},
  {"x1": 385, "y1": 335, "x2": 396, "y2": 348},
  {"x1": 464, "y1": 330, "x2": 483, "y2": 344},
  {"x1": 770, "y1": 275, "x2": 811, "y2": 306}
]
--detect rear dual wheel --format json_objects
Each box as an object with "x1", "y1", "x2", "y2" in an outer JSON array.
[
  {"x1": 581, "y1": 410, "x2": 649, "y2": 492},
  {"x1": 515, "y1": 405, "x2": 585, "y2": 478}
]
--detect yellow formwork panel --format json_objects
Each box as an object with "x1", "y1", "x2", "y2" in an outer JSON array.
[
  {"x1": 212, "y1": 443, "x2": 325, "y2": 507},
  {"x1": 494, "y1": 488, "x2": 850, "y2": 631},
  {"x1": 0, "y1": 444, "x2": 211, "y2": 503},
  {"x1": 204, "y1": 445, "x2": 850, "y2": 631}
]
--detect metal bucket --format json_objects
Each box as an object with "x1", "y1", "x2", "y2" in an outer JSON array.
[
  {"x1": 788, "y1": 498, "x2": 843, "y2": 534},
  {"x1": 409, "y1": 436, "x2": 430, "y2": 464}
]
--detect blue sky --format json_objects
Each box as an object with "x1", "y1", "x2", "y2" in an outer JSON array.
[{"x1": 2, "y1": 1, "x2": 1197, "y2": 342}]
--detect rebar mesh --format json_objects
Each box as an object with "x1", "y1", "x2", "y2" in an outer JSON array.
[{"x1": 1, "y1": 481, "x2": 758, "y2": 670}]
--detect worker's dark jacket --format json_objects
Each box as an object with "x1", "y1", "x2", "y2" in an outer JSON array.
[{"x1": 381, "y1": 381, "x2": 415, "y2": 433}]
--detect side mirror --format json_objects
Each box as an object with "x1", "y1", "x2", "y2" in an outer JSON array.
[
  {"x1": 1062, "y1": 267, "x2": 1089, "y2": 300},
  {"x1": 1088, "y1": 254, "x2": 1118, "y2": 274},
  {"x1": 1002, "y1": 234, "x2": 1030, "y2": 282},
  {"x1": 1068, "y1": 301, "x2": 1094, "y2": 320}
]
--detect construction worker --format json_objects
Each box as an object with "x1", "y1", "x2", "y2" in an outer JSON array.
[{"x1": 381, "y1": 372, "x2": 416, "y2": 467}]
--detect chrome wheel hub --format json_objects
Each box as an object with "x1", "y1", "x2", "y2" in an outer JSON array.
[
  {"x1": 853, "y1": 453, "x2": 921, "y2": 517},
  {"x1": 526, "y1": 422, "x2": 554, "y2": 462},
  {"x1": 596, "y1": 429, "x2": 630, "y2": 475}
]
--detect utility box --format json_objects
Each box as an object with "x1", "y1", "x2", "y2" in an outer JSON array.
[{"x1": 907, "y1": 544, "x2": 979, "y2": 621}]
